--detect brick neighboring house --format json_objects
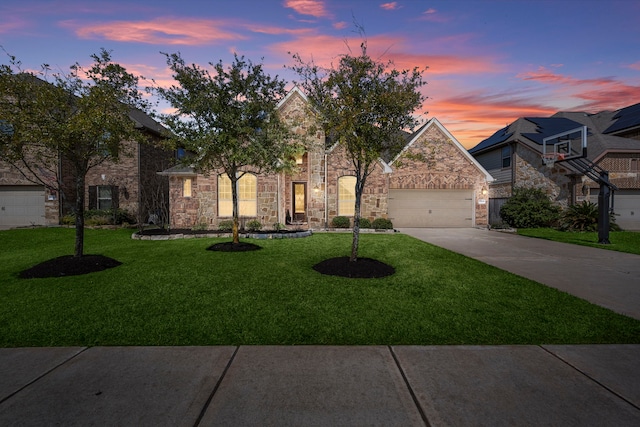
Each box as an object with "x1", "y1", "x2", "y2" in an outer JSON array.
[
  {"x1": 162, "y1": 87, "x2": 493, "y2": 230},
  {"x1": 469, "y1": 102, "x2": 640, "y2": 230},
  {"x1": 0, "y1": 108, "x2": 173, "y2": 227}
]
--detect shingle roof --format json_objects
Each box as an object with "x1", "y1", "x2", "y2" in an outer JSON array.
[
  {"x1": 469, "y1": 102, "x2": 640, "y2": 160},
  {"x1": 603, "y1": 102, "x2": 640, "y2": 134}
]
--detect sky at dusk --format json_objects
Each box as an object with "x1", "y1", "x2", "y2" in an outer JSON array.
[{"x1": 1, "y1": 0, "x2": 639, "y2": 148}]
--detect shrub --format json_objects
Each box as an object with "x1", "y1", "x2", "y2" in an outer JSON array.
[
  {"x1": 372, "y1": 218, "x2": 394, "y2": 230},
  {"x1": 359, "y1": 218, "x2": 371, "y2": 229},
  {"x1": 499, "y1": 187, "x2": 560, "y2": 228},
  {"x1": 218, "y1": 220, "x2": 234, "y2": 232},
  {"x1": 273, "y1": 222, "x2": 287, "y2": 231},
  {"x1": 60, "y1": 215, "x2": 75, "y2": 225},
  {"x1": 85, "y1": 215, "x2": 111, "y2": 226},
  {"x1": 331, "y1": 216, "x2": 351, "y2": 228},
  {"x1": 246, "y1": 220, "x2": 262, "y2": 232},
  {"x1": 559, "y1": 201, "x2": 621, "y2": 232}
]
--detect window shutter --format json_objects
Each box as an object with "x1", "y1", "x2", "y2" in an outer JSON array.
[
  {"x1": 88, "y1": 186, "x2": 97, "y2": 210},
  {"x1": 111, "y1": 186, "x2": 119, "y2": 209}
]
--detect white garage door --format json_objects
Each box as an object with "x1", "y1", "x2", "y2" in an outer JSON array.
[
  {"x1": 590, "y1": 190, "x2": 640, "y2": 231},
  {"x1": 0, "y1": 186, "x2": 46, "y2": 227},
  {"x1": 388, "y1": 189, "x2": 474, "y2": 227}
]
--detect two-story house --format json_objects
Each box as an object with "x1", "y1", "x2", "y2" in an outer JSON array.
[
  {"x1": 469, "y1": 103, "x2": 640, "y2": 230},
  {"x1": 0, "y1": 108, "x2": 173, "y2": 228}
]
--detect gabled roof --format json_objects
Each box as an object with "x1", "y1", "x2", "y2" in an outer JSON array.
[
  {"x1": 469, "y1": 102, "x2": 640, "y2": 160},
  {"x1": 392, "y1": 118, "x2": 494, "y2": 182}
]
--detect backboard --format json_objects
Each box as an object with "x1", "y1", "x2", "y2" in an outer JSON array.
[{"x1": 542, "y1": 125, "x2": 587, "y2": 166}]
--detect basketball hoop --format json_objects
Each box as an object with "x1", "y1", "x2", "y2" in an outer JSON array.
[
  {"x1": 542, "y1": 153, "x2": 565, "y2": 168},
  {"x1": 542, "y1": 153, "x2": 557, "y2": 167}
]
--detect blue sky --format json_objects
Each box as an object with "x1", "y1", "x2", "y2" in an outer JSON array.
[{"x1": 1, "y1": 0, "x2": 639, "y2": 147}]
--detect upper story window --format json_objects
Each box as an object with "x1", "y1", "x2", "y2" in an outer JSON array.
[
  {"x1": 218, "y1": 173, "x2": 257, "y2": 217},
  {"x1": 338, "y1": 176, "x2": 357, "y2": 216},
  {"x1": 501, "y1": 146, "x2": 511, "y2": 168},
  {"x1": 631, "y1": 158, "x2": 639, "y2": 172}
]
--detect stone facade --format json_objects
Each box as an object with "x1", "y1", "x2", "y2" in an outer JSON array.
[{"x1": 166, "y1": 88, "x2": 492, "y2": 230}]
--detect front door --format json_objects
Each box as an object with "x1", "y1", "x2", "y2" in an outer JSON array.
[{"x1": 293, "y1": 182, "x2": 306, "y2": 222}]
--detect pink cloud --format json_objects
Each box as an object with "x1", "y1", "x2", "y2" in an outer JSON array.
[
  {"x1": 0, "y1": 18, "x2": 27, "y2": 34},
  {"x1": 62, "y1": 18, "x2": 246, "y2": 45},
  {"x1": 333, "y1": 21, "x2": 348, "y2": 30},
  {"x1": 380, "y1": 2, "x2": 399, "y2": 11},
  {"x1": 419, "y1": 8, "x2": 450, "y2": 23},
  {"x1": 274, "y1": 33, "x2": 499, "y2": 76},
  {"x1": 627, "y1": 61, "x2": 640, "y2": 71},
  {"x1": 283, "y1": 0, "x2": 330, "y2": 18},
  {"x1": 517, "y1": 66, "x2": 640, "y2": 112}
]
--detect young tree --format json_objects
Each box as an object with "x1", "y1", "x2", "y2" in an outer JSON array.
[
  {"x1": 0, "y1": 49, "x2": 150, "y2": 258},
  {"x1": 156, "y1": 53, "x2": 301, "y2": 244},
  {"x1": 291, "y1": 42, "x2": 426, "y2": 262}
]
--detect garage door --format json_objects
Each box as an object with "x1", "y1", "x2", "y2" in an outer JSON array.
[
  {"x1": 388, "y1": 189, "x2": 474, "y2": 227},
  {"x1": 0, "y1": 186, "x2": 46, "y2": 227},
  {"x1": 592, "y1": 190, "x2": 640, "y2": 231}
]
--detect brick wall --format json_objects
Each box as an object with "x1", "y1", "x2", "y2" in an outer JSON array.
[{"x1": 390, "y1": 124, "x2": 489, "y2": 226}]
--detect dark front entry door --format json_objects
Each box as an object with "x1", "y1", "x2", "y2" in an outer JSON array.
[{"x1": 293, "y1": 182, "x2": 306, "y2": 222}]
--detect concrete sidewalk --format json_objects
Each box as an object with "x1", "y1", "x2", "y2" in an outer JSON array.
[
  {"x1": 1, "y1": 345, "x2": 639, "y2": 426},
  {"x1": 400, "y1": 228, "x2": 640, "y2": 321}
]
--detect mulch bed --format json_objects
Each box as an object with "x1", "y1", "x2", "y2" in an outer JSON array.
[
  {"x1": 312, "y1": 256, "x2": 395, "y2": 278},
  {"x1": 18, "y1": 249, "x2": 392, "y2": 279},
  {"x1": 19, "y1": 255, "x2": 122, "y2": 279},
  {"x1": 206, "y1": 242, "x2": 263, "y2": 252}
]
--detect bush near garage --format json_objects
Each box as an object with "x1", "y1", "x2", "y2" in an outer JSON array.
[
  {"x1": 500, "y1": 187, "x2": 560, "y2": 228},
  {"x1": 558, "y1": 201, "x2": 621, "y2": 232}
]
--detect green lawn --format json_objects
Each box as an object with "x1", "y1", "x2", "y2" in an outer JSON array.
[
  {"x1": 517, "y1": 229, "x2": 640, "y2": 255},
  {"x1": 1, "y1": 227, "x2": 639, "y2": 347}
]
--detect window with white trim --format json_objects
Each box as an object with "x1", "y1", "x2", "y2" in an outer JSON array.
[
  {"x1": 218, "y1": 173, "x2": 257, "y2": 217},
  {"x1": 338, "y1": 176, "x2": 356, "y2": 216}
]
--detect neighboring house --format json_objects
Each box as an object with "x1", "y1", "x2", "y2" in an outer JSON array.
[
  {"x1": 162, "y1": 87, "x2": 493, "y2": 230},
  {"x1": 0, "y1": 108, "x2": 173, "y2": 228},
  {"x1": 469, "y1": 102, "x2": 640, "y2": 230}
]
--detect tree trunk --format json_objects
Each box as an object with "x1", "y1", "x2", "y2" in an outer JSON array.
[
  {"x1": 350, "y1": 175, "x2": 366, "y2": 262},
  {"x1": 231, "y1": 173, "x2": 240, "y2": 244},
  {"x1": 74, "y1": 173, "x2": 85, "y2": 258}
]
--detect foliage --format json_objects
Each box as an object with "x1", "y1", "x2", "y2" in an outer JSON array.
[
  {"x1": 0, "y1": 49, "x2": 149, "y2": 257},
  {"x1": 218, "y1": 220, "x2": 234, "y2": 232},
  {"x1": 372, "y1": 218, "x2": 394, "y2": 230},
  {"x1": 558, "y1": 201, "x2": 621, "y2": 232},
  {"x1": 273, "y1": 222, "x2": 287, "y2": 231},
  {"x1": 61, "y1": 209, "x2": 136, "y2": 226},
  {"x1": 499, "y1": 187, "x2": 561, "y2": 228},
  {"x1": 359, "y1": 218, "x2": 371, "y2": 229},
  {"x1": 1, "y1": 228, "x2": 639, "y2": 346},
  {"x1": 156, "y1": 53, "x2": 303, "y2": 244},
  {"x1": 246, "y1": 219, "x2": 262, "y2": 232},
  {"x1": 331, "y1": 216, "x2": 351, "y2": 228},
  {"x1": 290, "y1": 36, "x2": 426, "y2": 261}
]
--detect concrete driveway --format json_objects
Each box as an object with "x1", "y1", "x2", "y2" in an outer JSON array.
[{"x1": 399, "y1": 228, "x2": 640, "y2": 321}]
